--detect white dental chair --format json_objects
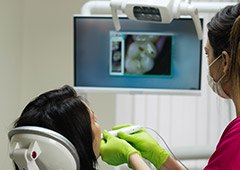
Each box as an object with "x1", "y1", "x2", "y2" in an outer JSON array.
[{"x1": 8, "y1": 126, "x2": 80, "y2": 170}]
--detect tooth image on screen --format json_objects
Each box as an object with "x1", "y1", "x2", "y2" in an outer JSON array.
[
  {"x1": 125, "y1": 35, "x2": 162, "y2": 74},
  {"x1": 112, "y1": 51, "x2": 121, "y2": 72},
  {"x1": 132, "y1": 35, "x2": 160, "y2": 43},
  {"x1": 125, "y1": 42, "x2": 155, "y2": 74},
  {"x1": 112, "y1": 41, "x2": 120, "y2": 50}
]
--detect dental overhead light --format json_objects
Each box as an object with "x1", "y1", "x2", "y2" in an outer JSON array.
[
  {"x1": 8, "y1": 126, "x2": 80, "y2": 170},
  {"x1": 110, "y1": 0, "x2": 203, "y2": 39}
]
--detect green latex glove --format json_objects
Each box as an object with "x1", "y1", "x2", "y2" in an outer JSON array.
[
  {"x1": 114, "y1": 124, "x2": 169, "y2": 169},
  {"x1": 100, "y1": 130, "x2": 141, "y2": 166}
]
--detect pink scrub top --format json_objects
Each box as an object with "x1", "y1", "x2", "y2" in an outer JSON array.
[{"x1": 204, "y1": 116, "x2": 240, "y2": 170}]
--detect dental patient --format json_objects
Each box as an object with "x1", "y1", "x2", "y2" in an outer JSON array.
[{"x1": 10, "y1": 85, "x2": 151, "y2": 170}]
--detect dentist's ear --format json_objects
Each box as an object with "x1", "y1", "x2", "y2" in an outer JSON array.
[{"x1": 221, "y1": 51, "x2": 230, "y2": 74}]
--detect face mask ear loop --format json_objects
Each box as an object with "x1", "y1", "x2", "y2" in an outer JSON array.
[
  {"x1": 208, "y1": 54, "x2": 222, "y2": 67},
  {"x1": 217, "y1": 73, "x2": 226, "y2": 84}
]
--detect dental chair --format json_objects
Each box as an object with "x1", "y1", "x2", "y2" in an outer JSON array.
[{"x1": 8, "y1": 126, "x2": 80, "y2": 170}]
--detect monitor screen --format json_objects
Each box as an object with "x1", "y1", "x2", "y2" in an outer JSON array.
[{"x1": 74, "y1": 16, "x2": 202, "y2": 94}]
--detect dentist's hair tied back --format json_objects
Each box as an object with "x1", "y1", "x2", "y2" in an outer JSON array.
[{"x1": 229, "y1": 15, "x2": 240, "y2": 97}]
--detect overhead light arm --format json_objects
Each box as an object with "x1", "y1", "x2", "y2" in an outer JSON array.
[
  {"x1": 81, "y1": 1, "x2": 237, "y2": 15},
  {"x1": 109, "y1": 0, "x2": 203, "y2": 39},
  {"x1": 81, "y1": 1, "x2": 237, "y2": 40}
]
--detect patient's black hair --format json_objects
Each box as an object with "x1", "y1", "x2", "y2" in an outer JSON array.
[{"x1": 14, "y1": 85, "x2": 97, "y2": 170}]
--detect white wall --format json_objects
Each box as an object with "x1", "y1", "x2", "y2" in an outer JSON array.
[
  {"x1": 0, "y1": 0, "x2": 23, "y2": 169},
  {"x1": 21, "y1": 0, "x2": 83, "y2": 104}
]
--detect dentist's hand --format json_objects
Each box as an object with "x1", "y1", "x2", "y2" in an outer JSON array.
[
  {"x1": 114, "y1": 125, "x2": 169, "y2": 170},
  {"x1": 100, "y1": 130, "x2": 141, "y2": 166}
]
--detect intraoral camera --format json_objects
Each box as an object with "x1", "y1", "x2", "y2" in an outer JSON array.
[
  {"x1": 110, "y1": 0, "x2": 203, "y2": 39},
  {"x1": 8, "y1": 126, "x2": 80, "y2": 170},
  {"x1": 102, "y1": 125, "x2": 143, "y2": 138}
]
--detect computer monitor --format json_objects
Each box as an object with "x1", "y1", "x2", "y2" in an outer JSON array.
[{"x1": 74, "y1": 16, "x2": 202, "y2": 94}]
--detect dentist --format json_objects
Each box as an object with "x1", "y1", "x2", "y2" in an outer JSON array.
[{"x1": 100, "y1": 3, "x2": 240, "y2": 170}]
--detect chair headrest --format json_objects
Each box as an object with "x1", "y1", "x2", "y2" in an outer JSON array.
[{"x1": 8, "y1": 126, "x2": 80, "y2": 170}]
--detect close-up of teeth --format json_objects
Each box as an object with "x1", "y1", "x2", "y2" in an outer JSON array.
[{"x1": 125, "y1": 37, "x2": 158, "y2": 74}]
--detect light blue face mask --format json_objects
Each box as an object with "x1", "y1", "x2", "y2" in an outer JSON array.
[{"x1": 207, "y1": 54, "x2": 230, "y2": 99}]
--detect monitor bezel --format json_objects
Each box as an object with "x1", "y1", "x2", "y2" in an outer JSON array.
[{"x1": 73, "y1": 15, "x2": 203, "y2": 95}]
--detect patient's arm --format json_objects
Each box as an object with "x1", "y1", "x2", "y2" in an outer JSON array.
[{"x1": 129, "y1": 153, "x2": 151, "y2": 170}]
